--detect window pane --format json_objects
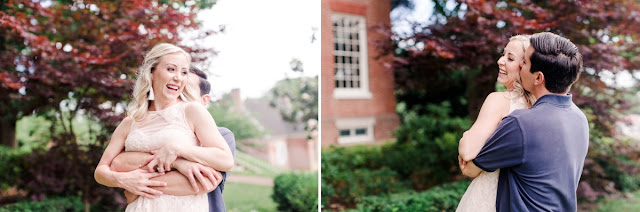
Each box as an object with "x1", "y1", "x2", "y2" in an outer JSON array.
[
  {"x1": 339, "y1": 129, "x2": 351, "y2": 137},
  {"x1": 332, "y1": 14, "x2": 366, "y2": 90},
  {"x1": 355, "y1": 128, "x2": 367, "y2": 135}
]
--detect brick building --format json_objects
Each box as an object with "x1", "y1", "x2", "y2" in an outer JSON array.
[{"x1": 321, "y1": 0, "x2": 399, "y2": 146}]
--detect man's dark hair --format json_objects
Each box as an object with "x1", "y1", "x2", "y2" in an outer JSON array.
[
  {"x1": 189, "y1": 65, "x2": 211, "y2": 96},
  {"x1": 529, "y1": 32, "x2": 583, "y2": 93}
]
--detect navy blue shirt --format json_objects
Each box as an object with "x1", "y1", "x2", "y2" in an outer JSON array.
[
  {"x1": 208, "y1": 127, "x2": 236, "y2": 212},
  {"x1": 473, "y1": 94, "x2": 589, "y2": 211}
]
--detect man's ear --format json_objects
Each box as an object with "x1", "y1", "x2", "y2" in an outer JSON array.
[
  {"x1": 534, "y1": 71, "x2": 545, "y2": 86},
  {"x1": 201, "y1": 94, "x2": 210, "y2": 105}
]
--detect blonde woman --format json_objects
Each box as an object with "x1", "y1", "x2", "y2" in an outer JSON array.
[
  {"x1": 95, "y1": 43, "x2": 233, "y2": 211},
  {"x1": 456, "y1": 35, "x2": 536, "y2": 211}
]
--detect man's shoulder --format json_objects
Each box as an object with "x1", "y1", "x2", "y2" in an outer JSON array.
[{"x1": 218, "y1": 127, "x2": 233, "y2": 136}]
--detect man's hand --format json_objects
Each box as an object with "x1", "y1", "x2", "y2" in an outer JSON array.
[
  {"x1": 145, "y1": 143, "x2": 181, "y2": 173},
  {"x1": 460, "y1": 160, "x2": 483, "y2": 178},
  {"x1": 458, "y1": 155, "x2": 467, "y2": 171},
  {"x1": 172, "y1": 159, "x2": 221, "y2": 193}
]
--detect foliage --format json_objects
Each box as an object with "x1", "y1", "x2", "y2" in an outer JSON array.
[
  {"x1": 392, "y1": 101, "x2": 470, "y2": 188},
  {"x1": 322, "y1": 102, "x2": 469, "y2": 209},
  {"x1": 377, "y1": 0, "x2": 640, "y2": 123},
  {"x1": 0, "y1": 0, "x2": 218, "y2": 147},
  {"x1": 0, "y1": 146, "x2": 28, "y2": 190},
  {"x1": 16, "y1": 133, "x2": 124, "y2": 208},
  {"x1": 15, "y1": 116, "x2": 51, "y2": 150},
  {"x1": 266, "y1": 76, "x2": 319, "y2": 139},
  {"x1": 0, "y1": 196, "x2": 83, "y2": 212},
  {"x1": 321, "y1": 145, "x2": 401, "y2": 208},
  {"x1": 346, "y1": 180, "x2": 470, "y2": 212},
  {"x1": 578, "y1": 134, "x2": 640, "y2": 201},
  {"x1": 272, "y1": 172, "x2": 318, "y2": 212},
  {"x1": 208, "y1": 100, "x2": 266, "y2": 140},
  {"x1": 594, "y1": 189, "x2": 640, "y2": 212}
]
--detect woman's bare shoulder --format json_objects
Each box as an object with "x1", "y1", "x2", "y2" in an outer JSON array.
[
  {"x1": 119, "y1": 116, "x2": 134, "y2": 129},
  {"x1": 486, "y1": 92, "x2": 511, "y2": 104},
  {"x1": 482, "y1": 92, "x2": 511, "y2": 114},
  {"x1": 183, "y1": 101, "x2": 207, "y2": 114}
]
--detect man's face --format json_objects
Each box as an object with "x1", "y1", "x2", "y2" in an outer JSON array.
[
  {"x1": 188, "y1": 72, "x2": 209, "y2": 106},
  {"x1": 520, "y1": 45, "x2": 535, "y2": 92}
]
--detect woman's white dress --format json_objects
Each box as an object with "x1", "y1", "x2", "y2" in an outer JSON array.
[
  {"x1": 124, "y1": 102, "x2": 208, "y2": 212},
  {"x1": 456, "y1": 93, "x2": 527, "y2": 212}
]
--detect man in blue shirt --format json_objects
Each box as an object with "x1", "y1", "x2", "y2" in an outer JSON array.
[
  {"x1": 190, "y1": 66, "x2": 236, "y2": 212},
  {"x1": 461, "y1": 32, "x2": 589, "y2": 211}
]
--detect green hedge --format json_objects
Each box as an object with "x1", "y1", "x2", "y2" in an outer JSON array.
[
  {"x1": 347, "y1": 180, "x2": 471, "y2": 212},
  {"x1": 322, "y1": 102, "x2": 470, "y2": 208},
  {"x1": 272, "y1": 172, "x2": 318, "y2": 212},
  {"x1": 0, "y1": 146, "x2": 29, "y2": 190},
  {"x1": 0, "y1": 196, "x2": 83, "y2": 212}
]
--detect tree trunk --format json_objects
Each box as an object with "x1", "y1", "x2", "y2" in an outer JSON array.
[
  {"x1": 0, "y1": 117, "x2": 17, "y2": 148},
  {"x1": 83, "y1": 199, "x2": 90, "y2": 212},
  {"x1": 467, "y1": 67, "x2": 497, "y2": 120}
]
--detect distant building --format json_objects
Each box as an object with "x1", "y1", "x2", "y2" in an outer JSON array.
[
  {"x1": 321, "y1": 0, "x2": 399, "y2": 146},
  {"x1": 230, "y1": 89, "x2": 318, "y2": 170}
]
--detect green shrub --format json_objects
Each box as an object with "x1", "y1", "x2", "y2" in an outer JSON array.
[
  {"x1": 347, "y1": 180, "x2": 471, "y2": 212},
  {"x1": 321, "y1": 145, "x2": 411, "y2": 207},
  {"x1": 392, "y1": 101, "x2": 470, "y2": 188},
  {"x1": 0, "y1": 146, "x2": 29, "y2": 190},
  {"x1": 0, "y1": 196, "x2": 83, "y2": 212},
  {"x1": 272, "y1": 172, "x2": 318, "y2": 212},
  {"x1": 322, "y1": 102, "x2": 469, "y2": 209}
]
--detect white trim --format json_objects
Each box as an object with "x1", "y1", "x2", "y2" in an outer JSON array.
[
  {"x1": 335, "y1": 117, "x2": 375, "y2": 144},
  {"x1": 331, "y1": 13, "x2": 371, "y2": 99}
]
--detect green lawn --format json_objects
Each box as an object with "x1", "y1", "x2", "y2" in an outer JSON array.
[
  {"x1": 224, "y1": 182, "x2": 277, "y2": 212},
  {"x1": 593, "y1": 190, "x2": 640, "y2": 212}
]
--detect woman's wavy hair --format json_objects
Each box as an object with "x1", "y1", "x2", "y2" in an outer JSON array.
[
  {"x1": 508, "y1": 35, "x2": 536, "y2": 107},
  {"x1": 127, "y1": 43, "x2": 199, "y2": 121}
]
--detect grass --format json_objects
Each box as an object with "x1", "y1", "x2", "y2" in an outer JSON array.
[
  {"x1": 592, "y1": 190, "x2": 640, "y2": 212},
  {"x1": 234, "y1": 151, "x2": 284, "y2": 178},
  {"x1": 224, "y1": 182, "x2": 277, "y2": 212}
]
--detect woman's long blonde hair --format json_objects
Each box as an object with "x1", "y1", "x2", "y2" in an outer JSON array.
[
  {"x1": 127, "y1": 43, "x2": 200, "y2": 121},
  {"x1": 508, "y1": 35, "x2": 536, "y2": 107}
]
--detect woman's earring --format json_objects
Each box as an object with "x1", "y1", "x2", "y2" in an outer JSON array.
[
  {"x1": 148, "y1": 88, "x2": 155, "y2": 100},
  {"x1": 180, "y1": 93, "x2": 187, "y2": 101}
]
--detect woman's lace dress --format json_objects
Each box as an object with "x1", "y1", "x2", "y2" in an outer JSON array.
[
  {"x1": 124, "y1": 102, "x2": 208, "y2": 212},
  {"x1": 456, "y1": 93, "x2": 527, "y2": 212}
]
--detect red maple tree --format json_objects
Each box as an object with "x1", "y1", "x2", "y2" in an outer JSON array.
[{"x1": 0, "y1": 0, "x2": 217, "y2": 147}]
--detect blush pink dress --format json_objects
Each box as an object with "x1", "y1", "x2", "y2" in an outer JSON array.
[
  {"x1": 456, "y1": 93, "x2": 527, "y2": 212},
  {"x1": 124, "y1": 102, "x2": 208, "y2": 212}
]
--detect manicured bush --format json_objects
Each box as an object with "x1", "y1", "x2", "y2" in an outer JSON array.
[
  {"x1": 347, "y1": 180, "x2": 471, "y2": 212},
  {"x1": 272, "y1": 172, "x2": 318, "y2": 212},
  {"x1": 0, "y1": 196, "x2": 83, "y2": 212},
  {"x1": 321, "y1": 145, "x2": 411, "y2": 208}
]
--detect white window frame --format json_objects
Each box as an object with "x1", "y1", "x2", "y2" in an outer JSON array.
[
  {"x1": 335, "y1": 117, "x2": 375, "y2": 144},
  {"x1": 331, "y1": 13, "x2": 372, "y2": 99}
]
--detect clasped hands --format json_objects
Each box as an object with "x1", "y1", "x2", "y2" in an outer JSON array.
[
  {"x1": 143, "y1": 142, "x2": 221, "y2": 192},
  {"x1": 117, "y1": 143, "x2": 221, "y2": 200}
]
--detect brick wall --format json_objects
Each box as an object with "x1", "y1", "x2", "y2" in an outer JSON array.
[{"x1": 321, "y1": 0, "x2": 399, "y2": 146}]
